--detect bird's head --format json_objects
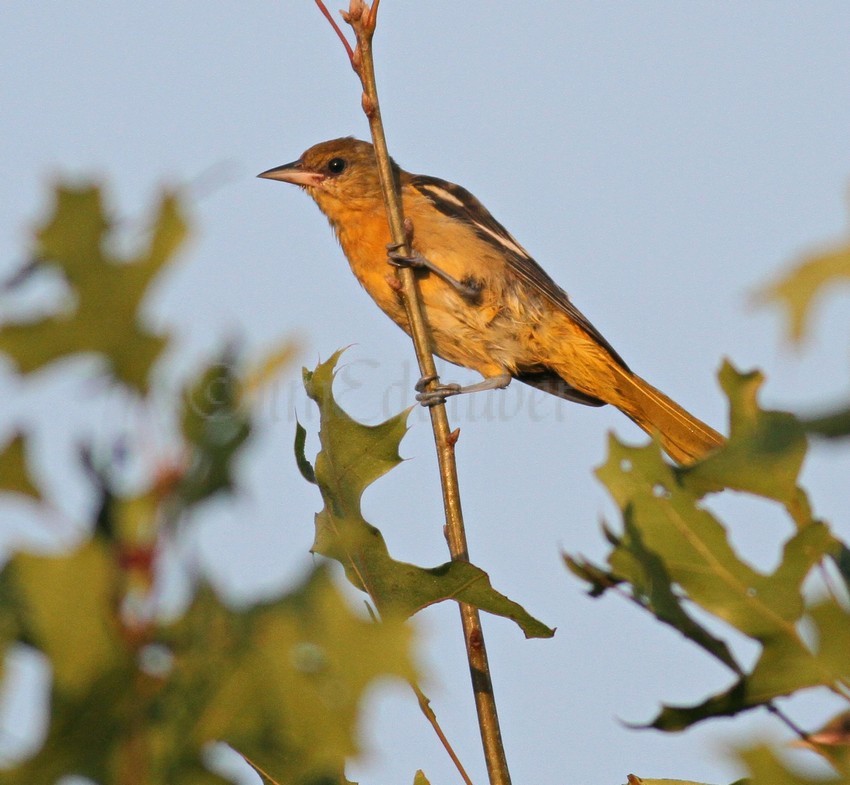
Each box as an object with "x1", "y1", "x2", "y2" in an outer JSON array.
[{"x1": 259, "y1": 137, "x2": 398, "y2": 216}]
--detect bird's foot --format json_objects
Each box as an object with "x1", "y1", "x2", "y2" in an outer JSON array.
[{"x1": 414, "y1": 373, "x2": 512, "y2": 407}]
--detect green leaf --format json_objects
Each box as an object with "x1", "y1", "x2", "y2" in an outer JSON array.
[
  {"x1": 413, "y1": 771, "x2": 431, "y2": 785},
  {"x1": 4, "y1": 538, "x2": 126, "y2": 697},
  {"x1": 565, "y1": 513, "x2": 739, "y2": 672},
  {"x1": 801, "y1": 406, "x2": 850, "y2": 439},
  {"x1": 747, "y1": 598, "x2": 850, "y2": 698},
  {"x1": 294, "y1": 419, "x2": 317, "y2": 484},
  {"x1": 756, "y1": 218, "x2": 850, "y2": 344},
  {"x1": 586, "y1": 420, "x2": 839, "y2": 732},
  {"x1": 0, "y1": 662, "x2": 138, "y2": 785},
  {"x1": 165, "y1": 566, "x2": 414, "y2": 785},
  {"x1": 683, "y1": 363, "x2": 808, "y2": 516},
  {"x1": 0, "y1": 183, "x2": 188, "y2": 394},
  {"x1": 302, "y1": 351, "x2": 553, "y2": 639},
  {"x1": 2, "y1": 553, "x2": 409, "y2": 784},
  {"x1": 649, "y1": 597, "x2": 850, "y2": 731},
  {"x1": 734, "y1": 743, "x2": 847, "y2": 784},
  {"x1": 598, "y1": 438, "x2": 832, "y2": 640},
  {"x1": 0, "y1": 431, "x2": 41, "y2": 499},
  {"x1": 832, "y1": 542, "x2": 850, "y2": 596},
  {"x1": 177, "y1": 356, "x2": 252, "y2": 506}
]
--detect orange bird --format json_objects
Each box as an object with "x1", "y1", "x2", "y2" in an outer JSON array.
[{"x1": 260, "y1": 138, "x2": 723, "y2": 464}]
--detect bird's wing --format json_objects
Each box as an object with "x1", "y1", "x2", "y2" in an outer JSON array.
[{"x1": 409, "y1": 174, "x2": 630, "y2": 372}]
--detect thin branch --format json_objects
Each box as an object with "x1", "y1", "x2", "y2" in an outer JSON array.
[
  {"x1": 412, "y1": 682, "x2": 475, "y2": 785},
  {"x1": 314, "y1": 0, "x2": 355, "y2": 66},
  {"x1": 765, "y1": 701, "x2": 810, "y2": 743},
  {"x1": 317, "y1": 3, "x2": 512, "y2": 784},
  {"x1": 237, "y1": 751, "x2": 282, "y2": 785}
]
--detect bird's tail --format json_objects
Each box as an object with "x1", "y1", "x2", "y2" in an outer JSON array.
[{"x1": 615, "y1": 371, "x2": 724, "y2": 465}]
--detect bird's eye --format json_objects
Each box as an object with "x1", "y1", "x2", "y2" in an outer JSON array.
[{"x1": 327, "y1": 157, "x2": 347, "y2": 174}]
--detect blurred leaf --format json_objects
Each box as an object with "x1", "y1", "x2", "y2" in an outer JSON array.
[
  {"x1": 801, "y1": 710, "x2": 850, "y2": 744},
  {"x1": 413, "y1": 772, "x2": 431, "y2": 785},
  {"x1": 0, "y1": 183, "x2": 188, "y2": 393},
  {"x1": 241, "y1": 339, "x2": 298, "y2": 403},
  {"x1": 683, "y1": 363, "x2": 808, "y2": 518},
  {"x1": 0, "y1": 569, "x2": 19, "y2": 685},
  {"x1": 734, "y1": 743, "x2": 846, "y2": 784},
  {"x1": 4, "y1": 538, "x2": 126, "y2": 697},
  {"x1": 302, "y1": 351, "x2": 553, "y2": 640},
  {"x1": 177, "y1": 357, "x2": 251, "y2": 506},
  {"x1": 747, "y1": 599, "x2": 850, "y2": 698},
  {"x1": 801, "y1": 406, "x2": 850, "y2": 439},
  {"x1": 832, "y1": 542, "x2": 850, "y2": 596},
  {"x1": 563, "y1": 552, "x2": 622, "y2": 598},
  {"x1": 1, "y1": 551, "x2": 407, "y2": 784},
  {"x1": 757, "y1": 222, "x2": 850, "y2": 344},
  {"x1": 0, "y1": 662, "x2": 140, "y2": 785},
  {"x1": 164, "y1": 565, "x2": 414, "y2": 785},
  {"x1": 0, "y1": 431, "x2": 40, "y2": 499}
]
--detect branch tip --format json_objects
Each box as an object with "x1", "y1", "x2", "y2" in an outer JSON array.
[
  {"x1": 366, "y1": 0, "x2": 381, "y2": 31},
  {"x1": 314, "y1": 0, "x2": 355, "y2": 64},
  {"x1": 347, "y1": 0, "x2": 365, "y2": 22}
]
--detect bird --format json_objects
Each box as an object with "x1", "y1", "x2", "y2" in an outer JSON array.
[{"x1": 259, "y1": 137, "x2": 724, "y2": 464}]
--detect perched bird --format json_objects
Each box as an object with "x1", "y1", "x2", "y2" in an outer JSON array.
[{"x1": 259, "y1": 137, "x2": 723, "y2": 464}]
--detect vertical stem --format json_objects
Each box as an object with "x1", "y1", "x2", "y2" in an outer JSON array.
[{"x1": 350, "y1": 8, "x2": 512, "y2": 784}]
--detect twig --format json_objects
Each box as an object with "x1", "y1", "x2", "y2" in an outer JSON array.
[
  {"x1": 412, "y1": 682, "x2": 475, "y2": 785},
  {"x1": 765, "y1": 701, "x2": 810, "y2": 744},
  {"x1": 238, "y1": 751, "x2": 282, "y2": 785},
  {"x1": 313, "y1": 0, "x2": 354, "y2": 64},
  {"x1": 316, "y1": 2, "x2": 512, "y2": 783}
]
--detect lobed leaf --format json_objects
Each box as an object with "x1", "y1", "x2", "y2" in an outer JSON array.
[
  {"x1": 569, "y1": 360, "x2": 844, "y2": 733},
  {"x1": 301, "y1": 351, "x2": 553, "y2": 639},
  {"x1": 682, "y1": 362, "x2": 808, "y2": 519},
  {"x1": 165, "y1": 566, "x2": 414, "y2": 785},
  {"x1": 0, "y1": 183, "x2": 188, "y2": 394}
]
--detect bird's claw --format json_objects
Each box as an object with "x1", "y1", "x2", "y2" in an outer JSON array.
[
  {"x1": 416, "y1": 381, "x2": 462, "y2": 407},
  {"x1": 414, "y1": 374, "x2": 439, "y2": 393},
  {"x1": 386, "y1": 243, "x2": 424, "y2": 270}
]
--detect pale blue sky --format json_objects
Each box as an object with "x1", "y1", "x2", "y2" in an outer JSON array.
[{"x1": 3, "y1": 3, "x2": 850, "y2": 784}]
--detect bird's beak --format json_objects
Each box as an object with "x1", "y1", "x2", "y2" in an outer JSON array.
[{"x1": 257, "y1": 160, "x2": 325, "y2": 187}]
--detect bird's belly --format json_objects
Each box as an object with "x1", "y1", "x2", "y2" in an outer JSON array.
[{"x1": 375, "y1": 275, "x2": 537, "y2": 377}]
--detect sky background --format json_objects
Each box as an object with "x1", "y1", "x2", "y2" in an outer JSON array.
[{"x1": 3, "y1": 2, "x2": 850, "y2": 784}]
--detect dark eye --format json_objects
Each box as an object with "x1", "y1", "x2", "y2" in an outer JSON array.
[{"x1": 327, "y1": 157, "x2": 346, "y2": 174}]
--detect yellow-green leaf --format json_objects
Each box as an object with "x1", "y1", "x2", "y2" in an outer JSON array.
[
  {"x1": 169, "y1": 566, "x2": 414, "y2": 785},
  {"x1": 734, "y1": 743, "x2": 846, "y2": 784},
  {"x1": 5, "y1": 538, "x2": 125, "y2": 696},
  {"x1": 0, "y1": 183, "x2": 188, "y2": 393},
  {"x1": 0, "y1": 431, "x2": 41, "y2": 499},
  {"x1": 683, "y1": 362, "x2": 808, "y2": 514},
  {"x1": 177, "y1": 357, "x2": 252, "y2": 506},
  {"x1": 757, "y1": 222, "x2": 850, "y2": 344}
]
